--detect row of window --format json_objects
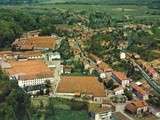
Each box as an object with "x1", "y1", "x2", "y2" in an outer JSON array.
[{"x1": 20, "y1": 79, "x2": 45, "y2": 87}]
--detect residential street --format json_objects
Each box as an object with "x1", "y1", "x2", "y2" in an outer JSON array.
[{"x1": 115, "y1": 103, "x2": 134, "y2": 120}]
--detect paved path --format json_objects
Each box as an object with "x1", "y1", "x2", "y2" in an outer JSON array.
[
  {"x1": 115, "y1": 103, "x2": 134, "y2": 120},
  {"x1": 50, "y1": 60, "x2": 61, "y2": 95}
]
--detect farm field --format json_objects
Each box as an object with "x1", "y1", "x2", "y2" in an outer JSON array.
[{"x1": 0, "y1": 4, "x2": 160, "y2": 19}]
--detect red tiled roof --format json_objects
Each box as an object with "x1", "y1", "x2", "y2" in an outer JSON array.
[
  {"x1": 132, "y1": 85, "x2": 147, "y2": 95},
  {"x1": 12, "y1": 36, "x2": 56, "y2": 50},
  {"x1": 6, "y1": 60, "x2": 54, "y2": 80},
  {"x1": 57, "y1": 76, "x2": 106, "y2": 97},
  {"x1": 148, "y1": 67, "x2": 157, "y2": 75},
  {"x1": 125, "y1": 100, "x2": 148, "y2": 113},
  {"x1": 98, "y1": 62, "x2": 112, "y2": 72},
  {"x1": 113, "y1": 71, "x2": 128, "y2": 81}
]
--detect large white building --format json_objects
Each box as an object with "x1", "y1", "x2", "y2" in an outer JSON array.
[{"x1": 4, "y1": 60, "x2": 55, "y2": 88}]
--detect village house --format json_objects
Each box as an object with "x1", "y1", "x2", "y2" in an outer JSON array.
[
  {"x1": 63, "y1": 65, "x2": 72, "y2": 74},
  {"x1": 98, "y1": 62, "x2": 112, "y2": 73},
  {"x1": 124, "y1": 24, "x2": 151, "y2": 30},
  {"x1": 114, "y1": 86, "x2": 124, "y2": 96},
  {"x1": 88, "y1": 53, "x2": 112, "y2": 80},
  {"x1": 150, "y1": 59, "x2": 160, "y2": 69},
  {"x1": 147, "y1": 67, "x2": 159, "y2": 79},
  {"x1": 132, "y1": 85, "x2": 149, "y2": 100},
  {"x1": 83, "y1": 60, "x2": 91, "y2": 70},
  {"x1": 139, "y1": 60, "x2": 159, "y2": 79},
  {"x1": 90, "y1": 106, "x2": 112, "y2": 120},
  {"x1": 45, "y1": 52, "x2": 61, "y2": 61},
  {"x1": 98, "y1": 62, "x2": 113, "y2": 80},
  {"x1": 3, "y1": 60, "x2": 55, "y2": 88},
  {"x1": 88, "y1": 53, "x2": 102, "y2": 65},
  {"x1": 112, "y1": 71, "x2": 130, "y2": 87},
  {"x1": 56, "y1": 76, "x2": 107, "y2": 103},
  {"x1": 125, "y1": 100, "x2": 148, "y2": 115},
  {"x1": 21, "y1": 30, "x2": 40, "y2": 38},
  {"x1": 12, "y1": 36, "x2": 58, "y2": 51},
  {"x1": 44, "y1": 52, "x2": 63, "y2": 75}
]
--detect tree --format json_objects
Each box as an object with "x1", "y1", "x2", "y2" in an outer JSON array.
[
  {"x1": 58, "y1": 38, "x2": 73, "y2": 60},
  {"x1": 45, "y1": 80, "x2": 51, "y2": 88},
  {"x1": 92, "y1": 70, "x2": 99, "y2": 77},
  {"x1": 39, "y1": 25, "x2": 56, "y2": 36},
  {"x1": 124, "y1": 88, "x2": 133, "y2": 100},
  {"x1": 73, "y1": 60, "x2": 84, "y2": 73},
  {"x1": 0, "y1": 69, "x2": 31, "y2": 120},
  {"x1": 45, "y1": 98, "x2": 55, "y2": 120},
  {"x1": 89, "y1": 12, "x2": 111, "y2": 29},
  {"x1": 105, "y1": 80, "x2": 114, "y2": 90},
  {"x1": 45, "y1": 80, "x2": 51, "y2": 95}
]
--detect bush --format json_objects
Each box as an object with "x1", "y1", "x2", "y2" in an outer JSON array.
[{"x1": 70, "y1": 99, "x2": 88, "y2": 111}]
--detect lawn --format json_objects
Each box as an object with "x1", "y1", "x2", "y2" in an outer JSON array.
[
  {"x1": 31, "y1": 96, "x2": 49, "y2": 107},
  {"x1": 55, "y1": 109, "x2": 89, "y2": 120},
  {"x1": 32, "y1": 109, "x2": 89, "y2": 120},
  {"x1": 31, "y1": 96, "x2": 89, "y2": 120}
]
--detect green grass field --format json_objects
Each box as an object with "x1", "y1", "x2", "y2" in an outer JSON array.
[
  {"x1": 31, "y1": 97, "x2": 89, "y2": 120},
  {"x1": 55, "y1": 109, "x2": 89, "y2": 120},
  {"x1": 1, "y1": 4, "x2": 160, "y2": 20},
  {"x1": 32, "y1": 109, "x2": 88, "y2": 120}
]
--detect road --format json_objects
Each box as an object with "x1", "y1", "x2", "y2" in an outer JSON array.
[
  {"x1": 49, "y1": 60, "x2": 61, "y2": 95},
  {"x1": 126, "y1": 55, "x2": 160, "y2": 96}
]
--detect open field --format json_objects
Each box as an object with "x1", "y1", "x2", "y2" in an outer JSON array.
[{"x1": 0, "y1": 4, "x2": 160, "y2": 19}]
